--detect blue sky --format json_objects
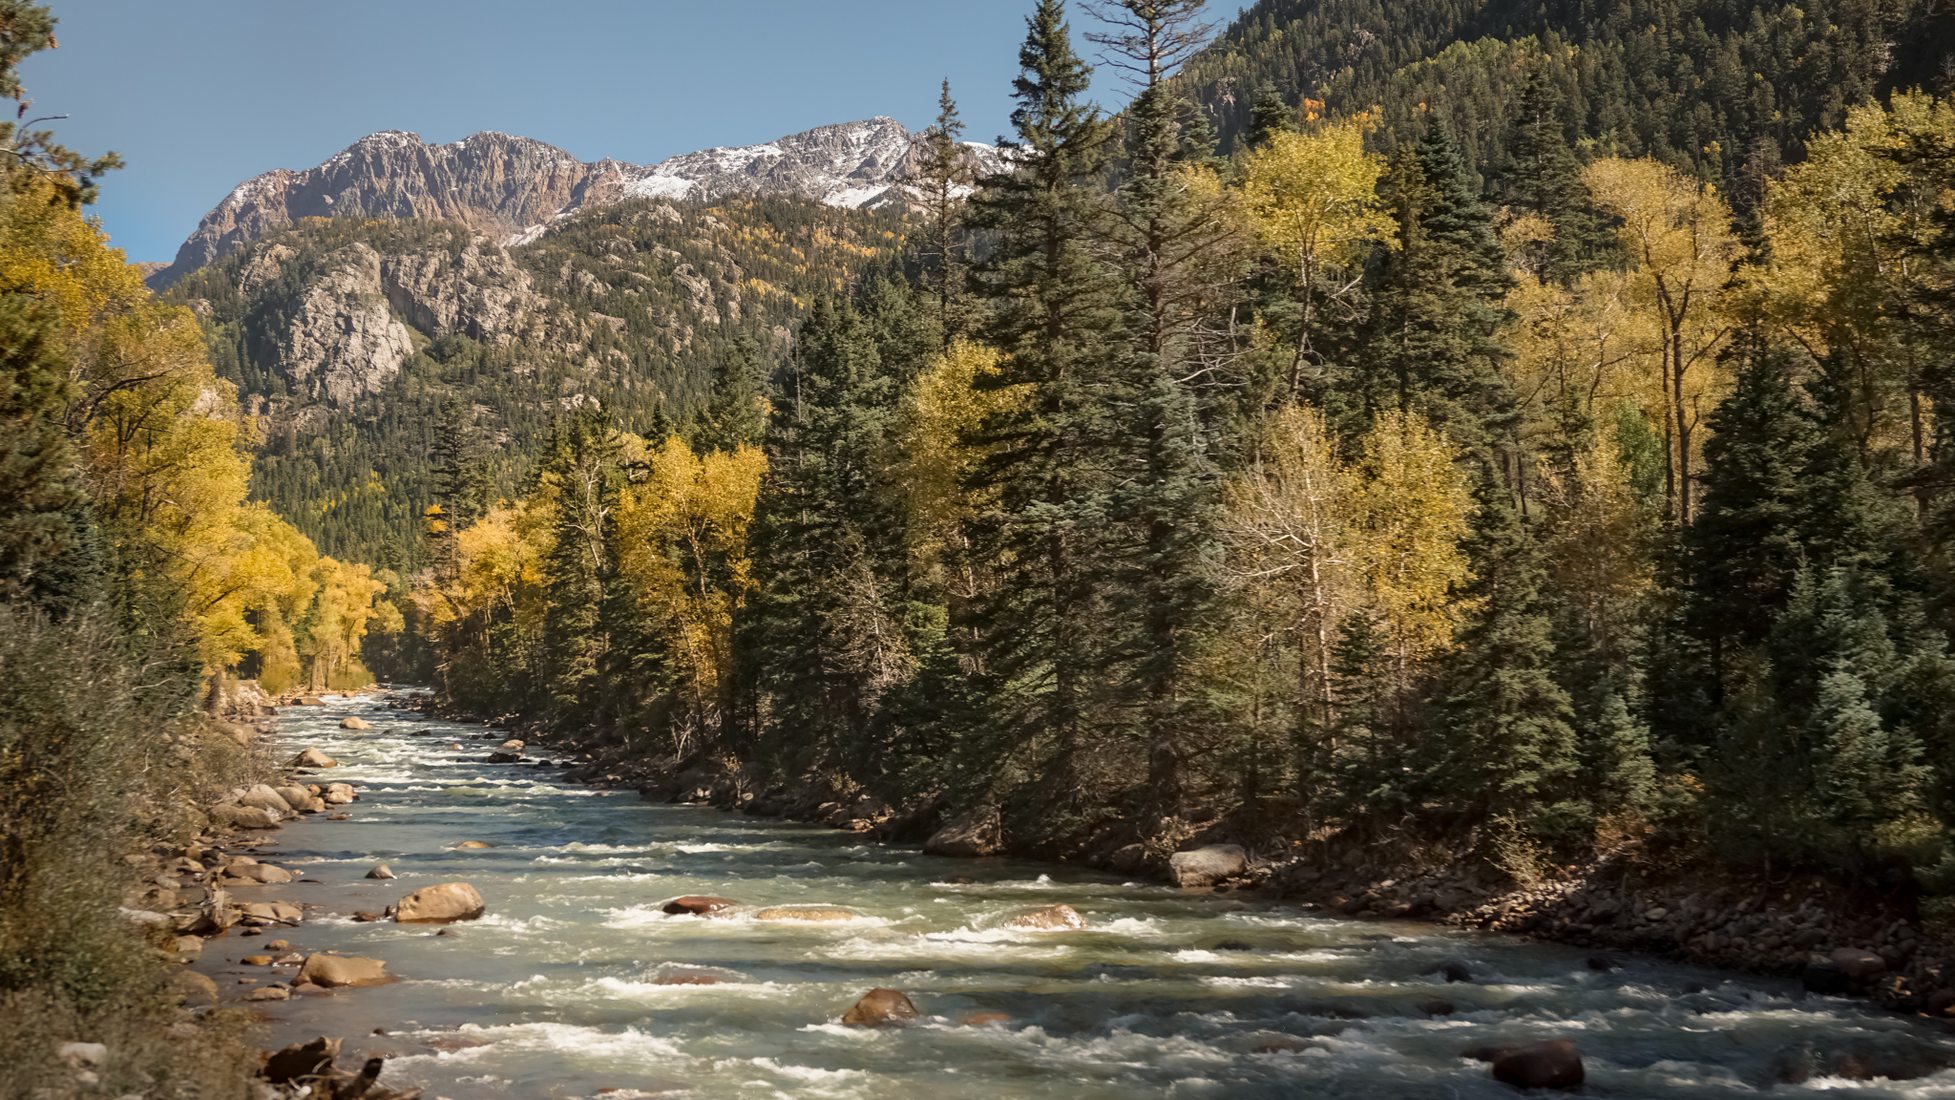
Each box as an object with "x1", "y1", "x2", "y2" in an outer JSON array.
[{"x1": 21, "y1": 1, "x2": 1239, "y2": 264}]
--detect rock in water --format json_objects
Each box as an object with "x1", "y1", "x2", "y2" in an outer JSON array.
[
  {"x1": 1830, "y1": 947, "x2": 1888, "y2": 985},
  {"x1": 341, "y1": 716, "x2": 372, "y2": 730},
  {"x1": 296, "y1": 954, "x2": 391, "y2": 988},
  {"x1": 751, "y1": 905, "x2": 859, "y2": 922},
  {"x1": 1492, "y1": 1040, "x2": 1584, "y2": 1091},
  {"x1": 841, "y1": 988, "x2": 918, "y2": 1026},
  {"x1": 322, "y1": 782, "x2": 357, "y2": 805},
  {"x1": 263, "y1": 1036, "x2": 340, "y2": 1084},
  {"x1": 923, "y1": 805, "x2": 1003, "y2": 857},
  {"x1": 661, "y1": 895, "x2": 737, "y2": 916},
  {"x1": 366, "y1": 864, "x2": 396, "y2": 880},
  {"x1": 394, "y1": 882, "x2": 485, "y2": 923},
  {"x1": 216, "y1": 804, "x2": 283, "y2": 830},
  {"x1": 170, "y1": 970, "x2": 218, "y2": 1006},
  {"x1": 293, "y1": 747, "x2": 338, "y2": 768},
  {"x1": 497, "y1": 739, "x2": 524, "y2": 752},
  {"x1": 1167, "y1": 844, "x2": 1248, "y2": 888},
  {"x1": 238, "y1": 784, "x2": 293, "y2": 816},
  {"x1": 1004, "y1": 904, "x2": 1086, "y2": 930}
]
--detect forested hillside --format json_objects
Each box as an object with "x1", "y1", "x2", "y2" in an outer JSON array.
[
  {"x1": 1177, "y1": 0, "x2": 1955, "y2": 202},
  {"x1": 168, "y1": 197, "x2": 908, "y2": 568},
  {"x1": 398, "y1": 0, "x2": 1955, "y2": 942}
]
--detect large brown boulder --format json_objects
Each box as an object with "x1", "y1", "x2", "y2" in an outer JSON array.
[
  {"x1": 296, "y1": 954, "x2": 391, "y2": 988},
  {"x1": 394, "y1": 882, "x2": 485, "y2": 923},
  {"x1": 1492, "y1": 1040, "x2": 1584, "y2": 1091},
  {"x1": 225, "y1": 862, "x2": 293, "y2": 885},
  {"x1": 841, "y1": 988, "x2": 918, "y2": 1027},
  {"x1": 924, "y1": 805, "x2": 1002, "y2": 857},
  {"x1": 661, "y1": 895, "x2": 738, "y2": 916},
  {"x1": 1004, "y1": 904, "x2": 1086, "y2": 931},
  {"x1": 1168, "y1": 844, "x2": 1248, "y2": 888},
  {"x1": 293, "y1": 747, "x2": 338, "y2": 768},
  {"x1": 340, "y1": 716, "x2": 372, "y2": 730},
  {"x1": 1831, "y1": 947, "x2": 1888, "y2": 985},
  {"x1": 274, "y1": 784, "x2": 320, "y2": 813},
  {"x1": 322, "y1": 782, "x2": 357, "y2": 805},
  {"x1": 751, "y1": 905, "x2": 859, "y2": 922}
]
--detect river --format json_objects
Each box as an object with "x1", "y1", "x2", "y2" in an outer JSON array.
[{"x1": 200, "y1": 691, "x2": 1955, "y2": 1098}]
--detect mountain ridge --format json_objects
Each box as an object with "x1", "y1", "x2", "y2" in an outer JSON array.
[{"x1": 152, "y1": 117, "x2": 997, "y2": 287}]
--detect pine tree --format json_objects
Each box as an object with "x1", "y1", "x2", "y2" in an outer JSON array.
[
  {"x1": 1089, "y1": 0, "x2": 1219, "y2": 820},
  {"x1": 1590, "y1": 689, "x2": 1656, "y2": 819},
  {"x1": 1443, "y1": 463, "x2": 1582, "y2": 839},
  {"x1": 426, "y1": 396, "x2": 491, "y2": 577},
  {"x1": 1501, "y1": 62, "x2": 1614, "y2": 282},
  {"x1": 1246, "y1": 82, "x2": 1292, "y2": 149},
  {"x1": 691, "y1": 338, "x2": 768, "y2": 453},
  {"x1": 1356, "y1": 119, "x2": 1517, "y2": 455},
  {"x1": 963, "y1": 0, "x2": 1126, "y2": 803},
  {"x1": 539, "y1": 406, "x2": 620, "y2": 722},
  {"x1": 913, "y1": 80, "x2": 974, "y2": 347}
]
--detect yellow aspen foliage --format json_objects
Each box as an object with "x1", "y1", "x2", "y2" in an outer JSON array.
[
  {"x1": 303, "y1": 557, "x2": 393, "y2": 690},
  {"x1": 1349, "y1": 409, "x2": 1475, "y2": 667},
  {"x1": 897, "y1": 340, "x2": 1013, "y2": 575},
  {"x1": 1581, "y1": 157, "x2": 1739, "y2": 523}
]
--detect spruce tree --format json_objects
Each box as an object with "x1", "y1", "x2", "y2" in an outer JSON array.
[
  {"x1": 1356, "y1": 119, "x2": 1517, "y2": 455},
  {"x1": 1245, "y1": 82, "x2": 1292, "y2": 149},
  {"x1": 1090, "y1": 0, "x2": 1218, "y2": 820},
  {"x1": 964, "y1": 0, "x2": 1125, "y2": 802},
  {"x1": 539, "y1": 406, "x2": 620, "y2": 723},
  {"x1": 1443, "y1": 463, "x2": 1582, "y2": 839},
  {"x1": 0, "y1": 296, "x2": 97, "y2": 613},
  {"x1": 913, "y1": 80, "x2": 974, "y2": 347},
  {"x1": 691, "y1": 339, "x2": 768, "y2": 453},
  {"x1": 1501, "y1": 63, "x2": 1614, "y2": 282}
]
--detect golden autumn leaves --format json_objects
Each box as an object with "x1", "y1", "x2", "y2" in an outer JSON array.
[{"x1": 0, "y1": 172, "x2": 397, "y2": 686}]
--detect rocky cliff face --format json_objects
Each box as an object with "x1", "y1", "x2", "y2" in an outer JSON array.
[{"x1": 155, "y1": 119, "x2": 997, "y2": 287}]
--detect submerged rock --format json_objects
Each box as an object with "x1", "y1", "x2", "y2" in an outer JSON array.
[
  {"x1": 366, "y1": 864, "x2": 396, "y2": 880},
  {"x1": 341, "y1": 716, "x2": 372, "y2": 730},
  {"x1": 751, "y1": 905, "x2": 858, "y2": 922},
  {"x1": 238, "y1": 900, "x2": 302, "y2": 925},
  {"x1": 1492, "y1": 1040, "x2": 1584, "y2": 1091},
  {"x1": 1168, "y1": 844, "x2": 1248, "y2": 888},
  {"x1": 1004, "y1": 904, "x2": 1086, "y2": 931},
  {"x1": 455, "y1": 840, "x2": 492, "y2": 850},
  {"x1": 394, "y1": 882, "x2": 485, "y2": 923},
  {"x1": 296, "y1": 954, "x2": 391, "y2": 988},
  {"x1": 841, "y1": 988, "x2": 918, "y2": 1026}
]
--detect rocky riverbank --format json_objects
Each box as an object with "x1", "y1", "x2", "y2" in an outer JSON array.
[
  {"x1": 404, "y1": 691, "x2": 1955, "y2": 1036},
  {"x1": 113, "y1": 685, "x2": 425, "y2": 1099}
]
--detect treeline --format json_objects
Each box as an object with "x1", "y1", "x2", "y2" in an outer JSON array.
[
  {"x1": 0, "y1": 5, "x2": 393, "y2": 1088},
  {"x1": 1177, "y1": 0, "x2": 1952, "y2": 207},
  {"x1": 423, "y1": 0, "x2": 1955, "y2": 906}
]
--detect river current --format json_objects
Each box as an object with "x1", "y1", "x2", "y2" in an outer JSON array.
[{"x1": 202, "y1": 691, "x2": 1955, "y2": 1098}]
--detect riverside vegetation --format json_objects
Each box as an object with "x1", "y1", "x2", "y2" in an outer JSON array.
[{"x1": 18, "y1": 0, "x2": 1955, "y2": 1093}]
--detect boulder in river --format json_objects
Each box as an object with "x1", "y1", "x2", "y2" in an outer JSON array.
[
  {"x1": 455, "y1": 840, "x2": 492, "y2": 850},
  {"x1": 841, "y1": 988, "x2": 918, "y2": 1027},
  {"x1": 923, "y1": 805, "x2": 1002, "y2": 857},
  {"x1": 497, "y1": 739, "x2": 525, "y2": 752},
  {"x1": 960, "y1": 1011, "x2": 1013, "y2": 1027},
  {"x1": 341, "y1": 716, "x2": 372, "y2": 730},
  {"x1": 366, "y1": 864, "x2": 396, "y2": 880},
  {"x1": 394, "y1": 882, "x2": 485, "y2": 924},
  {"x1": 322, "y1": 782, "x2": 357, "y2": 805},
  {"x1": 274, "y1": 784, "x2": 319, "y2": 813},
  {"x1": 264, "y1": 1036, "x2": 340, "y2": 1083},
  {"x1": 1004, "y1": 904, "x2": 1086, "y2": 931},
  {"x1": 226, "y1": 862, "x2": 293, "y2": 885},
  {"x1": 1830, "y1": 947, "x2": 1888, "y2": 984},
  {"x1": 238, "y1": 900, "x2": 302, "y2": 925},
  {"x1": 661, "y1": 895, "x2": 737, "y2": 916},
  {"x1": 293, "y1": 747, "x2": 338, "y2": 769},
  {"x1": 216, "y1": 804, "x2": 283, "y2": 830},
  {"x1": 238, "y1": 784, "x2": 293, "y2": 817},
  {"x1": 296, "y1": 954, "x2": 391, "y2": 988},
  {"x1": 1168, "y1": 844, "x2": 1248, "y2": 888},
  {"x1": 170, "y1": 969, "x2": 219, "y2": 1006},
  {"x1": 751, "y1": 905, "x2": 859, "y2": 922},
  {"x1": 1492, "y1": 1040, "x2": 1584, "y2": 1091}
]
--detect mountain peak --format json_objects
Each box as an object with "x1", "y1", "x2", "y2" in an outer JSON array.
[{"x1": 152, "y1": 118, "x2": 998, "y2": 287}]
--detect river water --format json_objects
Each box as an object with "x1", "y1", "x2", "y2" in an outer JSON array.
[{"x1": 202, "y1": 691, "x2": 1955, "y2": 1098}]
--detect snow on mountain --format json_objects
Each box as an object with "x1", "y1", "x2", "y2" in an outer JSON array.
[{"x1": 153, "y1": 118, "x2": 1002, "y2": 287}]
